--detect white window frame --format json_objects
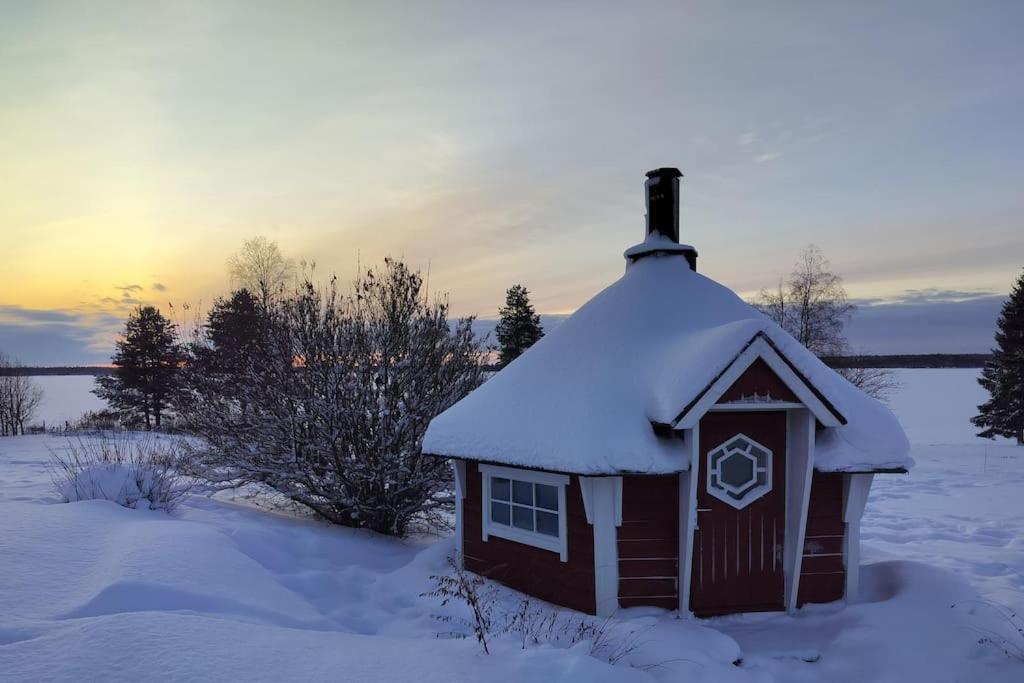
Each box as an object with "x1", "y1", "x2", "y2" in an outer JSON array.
[{"x1": 479, "y1": 464, "x2": 570, "y2": 561}]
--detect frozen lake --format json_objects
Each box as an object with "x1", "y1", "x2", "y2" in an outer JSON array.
[{"x1": 30, "y1": 375, "x2": 107, "y2": 428}]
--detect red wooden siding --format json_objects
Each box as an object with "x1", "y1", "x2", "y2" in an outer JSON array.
[
  {"x1": 717, "y1": 358, "x2": 798, "y2": 404},
  {"x1": 462, "y1": 461, "x2": 596, "y2": 614},
  {"x1": 690, "y1": 411, "x2": 787, "y2": 616},
  {"x1": 617, "y1": 475, "x2": 679, "y2": 609},
  {"x1": 797, "y1": 471, "x2": 846, "y2": 606}
]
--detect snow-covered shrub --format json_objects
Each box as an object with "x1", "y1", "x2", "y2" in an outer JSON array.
[
  {"x1": 49, "y1": 435, "x2": 191, "y2": 512},
  {"x1": 179, "y1": 259, "x2": 485, "y2": 536}
]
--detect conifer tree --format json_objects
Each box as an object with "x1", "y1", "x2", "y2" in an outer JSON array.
[
  {"x1": 204, "y1": 288, "x2": 265, "y2": 376},
  {"x1": 495, "y1": 284, "x2": 544, "y2": 367},
  {"x1": 95, "y1": 306, "x2": 182, "y2": 430},
  {"x1": 973, "y1": 270, "x2": 1024, "y2": 444}
]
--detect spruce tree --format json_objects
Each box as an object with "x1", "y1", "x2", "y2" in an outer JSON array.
[
  {"x1": 495, "y1": 284, "x2": 544, "y2": 367},
  {"x1": 205, "y1": 288, "x2": 265, "y2": 376},
  {"x1": 973, "y1": 270, "x2": 1024, "y2": 444},
  {"x1": 95, "y1": 306, "x2": 182, "y2": 430}
]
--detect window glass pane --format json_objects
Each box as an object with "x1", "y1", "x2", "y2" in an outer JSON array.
[
  {"x1": 491, "y1": 501, "x2": 510, "y2": 526},
  {"x1": 512, "y1": 504, "x2": 534, "y2": 530},
  {"x1": 720, "y1": 453, "x2": 755, "y2": 489},
  {"x1": 535, "y1": 484, "x2": 558, "y2": 510},
  {"x1": 536, "y1": 511, "x2": 558, "y2": 536},
  {"x1": 512, "y1": 480, "x2": 533, "y2": 505},
  {"x1": 491, "y1": 477, "x2": 510, "y2": 501}
]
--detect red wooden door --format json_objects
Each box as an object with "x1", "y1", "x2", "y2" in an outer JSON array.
[{"x1": 690, "y1": 411, "x2": 787, "y2": 616}]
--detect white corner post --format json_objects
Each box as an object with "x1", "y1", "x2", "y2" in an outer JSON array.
[
  {"x1": 678, "y1": 425, "x2": 700, "y2": 617},
  {"x1": 580, "y1": 476, "x2": 623, "y2": 617},
  {"x1": 452, "y1": 460, "x2": 467, "y2": 568},
  {"x1": 784, "y1": 409, "x2": 815, "y2": 614},
  {"x1": 842, "y1": 473, "x2": 874, "y2": 603}
]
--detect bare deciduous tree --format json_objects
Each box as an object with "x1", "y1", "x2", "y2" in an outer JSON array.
[
  {"x1": 227, "y1": 236, "x2": 295, "y2": 304},
  {"x1": 756, "y1": 245, "x2": 895, "y2": 399},
  {"x1": 0, "y1": 355, "x2": 44, "y2": 435},
  {"x1": 758, "y1": 245, "x2": 853, "y2": 356}
]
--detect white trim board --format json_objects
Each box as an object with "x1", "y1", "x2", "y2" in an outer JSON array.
[
  {"x1": 709, "y1": 402, "x2": 804, "y2": 411},
  {"x1": 452, "y1": 460, "x2": 467, "y2": 567},
  {"x1": 579, "y1": 477, "x2": 623, "y2": 526},
  {"x1": 784, "y1": 408, "x2": 816, "y2": 614},
  {"x1": 581, "y1": 476, "x2": 622, "y2": 617},
  {"x1": 674, "y1": 336, "x2": 842, "y2": 430},
  {"x1": 677, "y1": 425, "x2": 700, "y2": 617},
  {"x1": 842, "y1": 473, "x2": 874, "y2": 603}
]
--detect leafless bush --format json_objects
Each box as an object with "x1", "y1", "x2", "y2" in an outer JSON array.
[
  {"x1": 504, "y1": 597, "x2": 644, "y2": 665},
  {"x1": 426, "y1": 555, "x2": 645, "y2": 665},
  {"x1": 48, "y1": 435, "x2": 192, "y2": 512},
  {"x1": 0, "y1": 355, "x2": 44, "y2": 436},
  {"x1": 423, "y1": 554, "x2": 497, "y2": 654},
  {"x1": 838, "y1": 365, "x2": 899, "y2": 401},
  {"x1": 180, "y1": 258, "x2": 485, "y2": 537},
  {"x1": 953, "y1": 599, "x2": 1024, "y2": 661}
]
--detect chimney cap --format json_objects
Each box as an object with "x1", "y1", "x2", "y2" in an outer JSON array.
[{"x1": 645, "y1": 167, "x2": 683, "y2": 180}]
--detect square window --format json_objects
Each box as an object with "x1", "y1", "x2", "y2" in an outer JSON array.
[
  {"x1": 512, "y1": 480, "x2": 533, "y2": 505},
  {"x1": 536, "y1": 511, "x2": 558, "y2": 536},
  {"x1": 491, "y1": 501, "x2": 511, "y2": 526},
  {"x1": 535, "y1": 484, "x2": 558, "y2": 511},
  {"x1": 492, "y1": 477, "x2": 511, "y2": 501},
  {"x1": 512, "y1": 504, "x2": 534, "y2": 530}
]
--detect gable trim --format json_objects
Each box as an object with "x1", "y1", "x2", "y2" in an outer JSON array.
[{"x1": 672, "y1": 334, "x2": 844, "y2": 430}]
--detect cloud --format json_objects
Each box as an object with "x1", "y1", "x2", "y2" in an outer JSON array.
[
  {"x1": 853, "y1": 288, "x2": 999, "y2": 306},
  {"x1": 754, "y1": 152, "x2": 780, "y2": 163},
  {"x1": 0, "y1": 304, "x2": 118, "y2": 365},
  {"x1": 114, "y1": 284, "x2": 143, "y2": 295},
  {"x1": 0, "y1": 305, "x2": 81, "y2": 325},
  {"x1": 737, "y1": 132, "x2": 756, "y2": 147},
  {"x1": 846, "y1": 294, "x2": 1005, "y2": 354},
  {"x1": 151, "y1": 282, "x2": 168, "y2": 292}
]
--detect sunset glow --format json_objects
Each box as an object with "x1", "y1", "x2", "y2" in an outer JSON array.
[{"x1": 2, "y1": 2, "x2": 1022, "y2": 364}]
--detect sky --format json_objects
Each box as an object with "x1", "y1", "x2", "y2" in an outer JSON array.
[{"x1": 1, "y1": 1, "x2": 1022, "y2": 365}]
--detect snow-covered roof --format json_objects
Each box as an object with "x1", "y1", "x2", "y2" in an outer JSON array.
[{"x1": 423, "y1": 239, "x2": 911, "y2": 475}]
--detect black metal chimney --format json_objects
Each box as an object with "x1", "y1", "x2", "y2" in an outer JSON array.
[
  {"x1": 627, "y1": 167, "x2": 698, "y2": 270},
  {"x1": 645, "y1": 167, "x2": 682, "y2": 243}
]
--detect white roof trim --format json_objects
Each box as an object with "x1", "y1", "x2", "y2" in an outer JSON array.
[{"x1": 673, "y1": 336, "x2": 843, "y2": 430}]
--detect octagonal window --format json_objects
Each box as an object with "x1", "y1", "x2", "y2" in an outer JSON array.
[{"x1": 707, "y1": 433, "x2": 773, "y2": 509}]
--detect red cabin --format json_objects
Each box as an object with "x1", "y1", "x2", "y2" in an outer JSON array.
[{"x1": 424, "y1": 168, "x2": 911, "y2": 617}]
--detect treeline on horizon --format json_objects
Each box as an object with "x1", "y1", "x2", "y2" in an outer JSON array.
[{"x1": 1, "y1": 353, "x2": 994, "y2": 377}]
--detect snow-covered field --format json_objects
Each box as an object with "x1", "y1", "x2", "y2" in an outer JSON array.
[{"x1": 1, "y1": 370, "x2": 1022, "y2": 681}]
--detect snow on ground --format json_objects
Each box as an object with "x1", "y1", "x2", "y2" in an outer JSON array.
[{"x1": 1, "y1": 370, "x2": 1023, "y2": 681}]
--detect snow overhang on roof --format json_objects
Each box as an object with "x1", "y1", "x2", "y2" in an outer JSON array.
[{"x1": 423, "y1": 252, "x2": 912, "y2": 476}]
